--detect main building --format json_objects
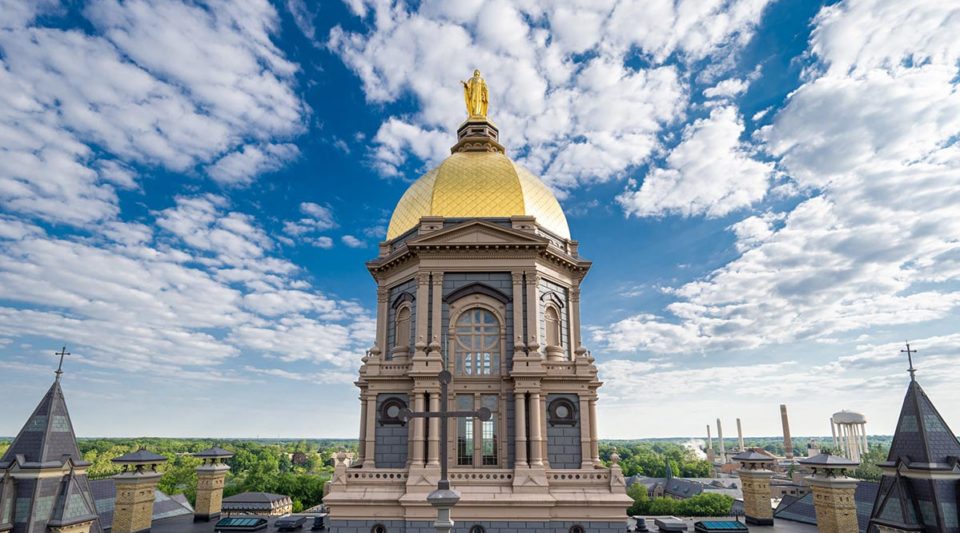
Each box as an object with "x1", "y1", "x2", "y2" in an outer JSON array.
[{"x1": 323, "y1": 71, "x2": 632, "y2": 533}]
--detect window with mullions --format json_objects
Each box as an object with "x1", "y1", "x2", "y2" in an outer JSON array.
[
  {"x1": 481, "y1": 395, "x2": 498, "y2": 466},
  {"x1": 455, "y1": 394, "x2": 499, "y2": 467},
  {"x1": 457, "y1": 394, "x2": 474, "y2": 466},
  {"x1": 454, "y1": 308, "x2": 500, "y2": 376}
]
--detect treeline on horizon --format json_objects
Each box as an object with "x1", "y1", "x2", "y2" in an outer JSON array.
[{"x1": 0, "y1": 436, "x2": 892, "y2": 514}]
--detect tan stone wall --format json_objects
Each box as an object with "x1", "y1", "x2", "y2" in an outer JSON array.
[
  {"x1": 810, "y1": 484, "x2": 859, "y2": 533},
  {"x1": 49, "y1": 521, "x2": 94, "y2": 533},
  {"x1": 112, "y1": 475, "x2": 161, "y2": 533},
  {"x1": 195, "y1": 469, "x2": 228, "y2": 518},
  {"x1": 739, "y1": 472, "x2": 773, "y2": 522}
]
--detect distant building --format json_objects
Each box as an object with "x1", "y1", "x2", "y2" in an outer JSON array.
[
  {"x1": 830, "y1": 410, "x2": 868, "y2": 462},
  {"x1": 222, "y1": 492, "x2": 293, "y2": 516}
]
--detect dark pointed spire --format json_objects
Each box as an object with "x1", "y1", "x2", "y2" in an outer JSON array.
[
  {"x1": 0, "y1": 378, "x2": 85, "y2": 468},
  {"x1": 869, "y1": 347, "x2": 960, "y2": 532}
]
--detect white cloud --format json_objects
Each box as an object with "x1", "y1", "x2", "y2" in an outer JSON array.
[
  {"x1": 0, "y1": 196, "x2": 374, "y2": 378},
  {"x1": 328, "y1": 0, "x2": 773, "y2": 188},
  {"x1": 617, "y1": 106, "x2": 773, "y2": 218},
  {"x1": 207, "y1": 143, "x2": 300, "y2": 186},
  {"x1": 341, "y1": 235, "x2": 365, "y2": 248},
  {"x1": 0, "y1": 0, "x2": 306, "y2": 226},
  {"x1": 596, "y1": 0, "x2": 960, "y2": 355},
  {"x1": 704, "y1": 77, "x2": 748, "y2": 99},
  {"x1": 298, "y1": 202, "x2": 337, "y2": 230}
]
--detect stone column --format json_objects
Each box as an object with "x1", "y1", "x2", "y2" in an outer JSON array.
[
  {"x1": 524, "y1": 271, "x2": 541, "y2": 356},
  {"x1": 411, "y1": 392, "x2": 426, "y2": 466},
  {"x1": 376, "y1": 286, "x2": 389, "y2": 355},
  {"x1": 800, "y1": 454, "x2": 861, "y2": 533},
  {"x1": 430, "y1": 272, "x2": 444, "y2": 360},
  {"x1": 569, "y1": 285, "x2": 582, "y2": 359},
  {"x1": 540, "y1": 393, "x2": 549, "y2": 466},
  {"x1": 427, "y1": 392, "x2": 440, "y2": 466},
  {"x1": 734, "y1": 452, "x2": 775, "y2": 525},
  {"x1": 511, "y1": 271, "x2": 526, "y2": 359},
  {"x1": 515, "y1": 392, "x2": 528, "y2": 467},
  {"x1": 111, "y1": 449, "x2": 166, "y2": 533},
  {"x1": 579, "y1": 394, "x2": 593, "y2": 468},
  {"x1": 528, "y1": 391, "x2": 543, "y2": 466},
  {"x1": 363, "y1": 394, "x2": 377, "y2": 468},
  {"x1": 414, "y1": 272, "x2": 430, "y2": 353},
  {"x1": 589, "y1": 397, "x2": 600, "y2": 463},
  {"x1": 193, "y1": 447, "x2": 233, "y2": 522},
  {"x1": 357, "y1": 394, "x2": 368, "y2": 463}
]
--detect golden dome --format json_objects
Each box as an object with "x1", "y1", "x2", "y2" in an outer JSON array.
[{"x1": 386, "y1": 151, "x2": 570, "y2": 240}]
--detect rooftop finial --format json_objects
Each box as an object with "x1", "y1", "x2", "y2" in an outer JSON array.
[
  {"x1": 461, "y1": 69, "x2": 488, "y2": 119},
  {"x1": 54, "y1": 346, "x2": 70, "y2": 381},
  {"x1": 901, "y1": 341, "x2": 917, "y2": 382}
]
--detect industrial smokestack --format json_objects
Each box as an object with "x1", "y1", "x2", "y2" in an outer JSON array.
[
  {"x1": 780, "y1": 404, "x2": 794, "y2": 459},
  {"x1": 736, "y1": 418, "x2": 745, "y2": 451},
  {"x1": 706, "y1": 424, "x2": 715, "y2": 462},
  {"x1": 717, "y1": 418, "x2": 726, "y2": 463}
]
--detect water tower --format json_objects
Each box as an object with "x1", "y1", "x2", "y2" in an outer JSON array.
[{"x1": 830, "y1": 410, "x2": 868, "y2": 461}]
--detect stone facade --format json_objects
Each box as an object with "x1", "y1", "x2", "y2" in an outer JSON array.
[
  {"x1": 808, "y1": 481, "x2": 859, "y2": 533},
  {"x1": 323, "y1": 113, "x2": 631, "y2": 531},
  {"x1": 194, "y1": 465, "x2": 229, "y2": 521},
  {"x1": 111, "y1": 471, "x2": 162, "y2": 533}
]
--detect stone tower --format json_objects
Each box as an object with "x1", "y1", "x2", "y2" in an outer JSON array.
[
  {"x1": 0, "y1": 376, "x2": 102, "y2": 533},
  {"x1": 323, "y1": 73, "x2": 631, "y2": 533},
  {"x1": 110, "y1": 449, "x2": 166, "y2": 533},
  {"x1": 193, "y1": 447, "x2": 233, "y2": 522},
  {"x1": 733, "y1": 450, "x2": 775, "y2": 525},
  {"x1": 799, "y1": 453, "x2": 860, "y2": 533}
]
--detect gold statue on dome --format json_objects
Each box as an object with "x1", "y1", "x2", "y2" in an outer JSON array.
[{"x1": 461, "y1": 69, "x2": 488, "y2": 119}]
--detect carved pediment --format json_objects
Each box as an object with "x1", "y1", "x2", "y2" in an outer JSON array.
[{"x1": 406, "y1": 220, "x2": 549, "y2": 248}]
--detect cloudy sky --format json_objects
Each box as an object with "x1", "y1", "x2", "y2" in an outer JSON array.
[{"x1": 1, "y1": 0, "x2": 959, "y2": 440}]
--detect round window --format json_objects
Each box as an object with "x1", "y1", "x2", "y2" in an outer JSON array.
[
  {"x1": 379, "y1": 398, "x2": 407, "y2": 426},
  {"x1": 555, "y1": 404, "x2": 570, "y2": 418},
  {"x1": 372, "y1": 524, "x2": 387, "y2": 533},
  {"x1": 386, "y1": 404, "x2": 400, "y2": 418},
  {"x1": 469, "y1": 526, "x2": 485, "y2": 533},
  {"x1": 569, "y1": 525, "x2": 585, "y2": 533},
  {"x1": 548, "y1": 398, "x2": 577, "y2": 426}
]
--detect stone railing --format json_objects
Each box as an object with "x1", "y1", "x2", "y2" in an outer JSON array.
[
  {"x1": 344, "y1": 468, "x2": 408, "y2": 486},
  {"x1": 546, "y1": 469, "x2": 610, "y2": 487},
  {"x1": 448, "y1": 469, "x2": 514, "y2": 486}
]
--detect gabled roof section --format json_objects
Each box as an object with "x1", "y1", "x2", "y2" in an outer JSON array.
[
  {"x1": 48, "y1": 471, "x2": 99, "y2": 528},
  {"x1": 869, "y1": 473, "x2": 923, "y2": 531},
  {"x1": 0, "y1": 379, "x2": 85, "y2": 468},
  {"x1": 406, "y1": 219, "x2": 550, "y2": 248},
  {"x1": 883, "y1": 380, "x2": 960, "y2": 470}
]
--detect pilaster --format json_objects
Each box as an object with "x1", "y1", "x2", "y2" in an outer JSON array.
[
  {"x1": 524, "y1": 270, "x2": 541, "y2": 358},
  {"x1": 376, "y1": 286, "x2": 389, "y2": 356},
  {"x1": 363, "y1": 394, "x2": 377, "y2": 468}
]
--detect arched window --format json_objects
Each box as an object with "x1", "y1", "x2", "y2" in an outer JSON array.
[
  {"x1": 545, "y1": 306, "x2": 561, "y2": 348},
  {"x1": 394, "y1": 305, "x2": 411, "y2": 352},
  {"x1": 453, "y1": 308, "x2": 500, "y2": 376}
]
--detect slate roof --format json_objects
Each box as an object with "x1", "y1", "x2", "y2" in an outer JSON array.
[
  {"x1": 112, "y1": 448, "x2": 167, "y2": 465},
  {"x1": 223, "y1": 491, "x2": 292, "y2": 512},
  {"x1": 868, "y1": 378, "x2": 960, "y2": 533},
  {"x1": 194, "y1": 446, "x2": 234, "y2": 459},
  {"x1": 774, "y1": 481, "x2": 878, "y2": 533},
  {"x1": 0, "y1": 378, "x2": 104, "y2": 533},
  {"x1": 0, "y1": 379, "x2": 87, "y2": 469},
  {"x1": 89, "y1": 478, "x2": 193, "y2": 528}
]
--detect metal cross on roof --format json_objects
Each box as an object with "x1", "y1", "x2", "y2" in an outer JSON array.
[
  {"x1": 400, "y1": 369, "x2": 491, "y2": 533},
  {"x1": 901, "y1": 341, "x2": 917, "y2": 382},
  {"x1": 53, "y1": 346, "x2": 70, "y2": 381}
]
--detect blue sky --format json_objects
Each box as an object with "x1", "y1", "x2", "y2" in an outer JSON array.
[{"x1": 2, "y1": 0, "x2": 960, "y2": 440}]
